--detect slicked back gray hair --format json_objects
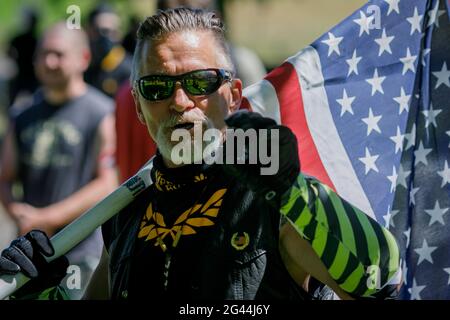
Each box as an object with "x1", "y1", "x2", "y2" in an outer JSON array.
[{"x1": 131, "y1": 7, "x2": 234, "y2": 84}]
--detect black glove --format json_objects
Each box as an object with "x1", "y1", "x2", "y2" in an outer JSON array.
[
  {"x1": 0, "y1": 230, "x2": 69, "y2": 299},
  {"x1": 222, "y1": 111, "x2": 300, "y2": 204}
]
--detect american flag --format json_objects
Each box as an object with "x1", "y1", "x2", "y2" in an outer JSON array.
[{"x1": 242, "y1": 0, "x2": 450, "y2": 299}]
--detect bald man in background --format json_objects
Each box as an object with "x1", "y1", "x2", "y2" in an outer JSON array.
[{"x1": 0, "y1": 22, "x2": 117, "y2": 299}]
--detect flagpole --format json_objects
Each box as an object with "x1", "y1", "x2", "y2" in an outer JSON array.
[{"x1": 0, "y1": 159, "x2": 154, "y2": 300}]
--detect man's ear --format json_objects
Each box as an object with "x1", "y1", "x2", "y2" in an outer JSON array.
[
  {"x1": 229, "y1": 79, "x2": 243, "y2": 113},
  {"x1": 80, "y1": 48, "x2": 92, "y2": 72},
  {"x1": 132, "y1": 88, "x2": 146, "y2": 124}
]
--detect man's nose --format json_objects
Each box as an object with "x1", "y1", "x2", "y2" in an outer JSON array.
[
  {"x1": 169, "y1": 83, "x2": 195, "y2": 113},
  {"x1": 43, "y1": 53, "x2": 60, "y2": 70}
]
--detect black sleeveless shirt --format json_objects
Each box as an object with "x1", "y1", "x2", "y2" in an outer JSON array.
[
  {"x1": 102, "y1": 154, "x2": 309, "y2": 300},
  {"x1": 13, "y1": 87, "x2": 113, "y2": 262}
]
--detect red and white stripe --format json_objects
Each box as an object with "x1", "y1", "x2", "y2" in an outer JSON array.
[{"x1": 242, "y1": 46, "x2": 375, "y2": 218}]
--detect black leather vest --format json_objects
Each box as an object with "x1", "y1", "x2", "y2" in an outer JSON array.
[{"x1": 102, "y1": 176, "x2": 309, "y2": 300}]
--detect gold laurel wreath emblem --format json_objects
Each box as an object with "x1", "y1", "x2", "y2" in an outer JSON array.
[
  {"x1": 137, "y1": 188, "x2": 227, "y2": 246},
  {"x1": 231, "y1": 232, "x2": 250, "y2": 251}
]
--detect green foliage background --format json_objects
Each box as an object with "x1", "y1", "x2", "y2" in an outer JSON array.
[
  {"x1": 0, "y1": 0, "x2": 153, "y2": 46},
  {"x1": 0, "y1": 0, "x2": 367, "y2": 68}
]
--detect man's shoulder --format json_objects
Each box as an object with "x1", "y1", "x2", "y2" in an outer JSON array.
[
  {"x1": 80, "y1": 86, "x2": 115, "y2": 112},
  {"x1": 11, "y1": 91, "x2": 46, "y2": 124},
  {"x1": 69, "y1": 86, "x2": 114, "y2": 124}
]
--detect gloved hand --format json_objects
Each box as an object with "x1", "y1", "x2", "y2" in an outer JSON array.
[
  {"x1": 222, "y1": 110, "x2": 300, "y2": 204},
  {"x1": 0, "y1": 230, "x2": 69, "y2": 299}
]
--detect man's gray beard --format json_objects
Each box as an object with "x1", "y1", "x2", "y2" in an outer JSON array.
[{"x1": 156, "y1": 112, "x2": 221, "y2": 165}]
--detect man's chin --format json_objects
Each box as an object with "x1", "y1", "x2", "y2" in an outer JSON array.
[
  {"x1": 158, "y1": 122, "x2": 222, "y2": 166},
  {"x1": 42, "y1": 79, "x2": 68, "y2": 90},
  {"x1": 162, "y1": 141, "x2": 220, "y2": 167}
]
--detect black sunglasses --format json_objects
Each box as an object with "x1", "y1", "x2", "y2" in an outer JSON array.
[{"x1": 136, "y1": 68, "x2": 232, "y2": 101}]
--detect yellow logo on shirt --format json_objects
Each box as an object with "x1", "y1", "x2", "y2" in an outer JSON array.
[{"x1": 137, "y1": 188, "x2": 227, "y2": 247}]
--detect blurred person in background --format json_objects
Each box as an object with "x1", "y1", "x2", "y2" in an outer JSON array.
[
  {"x1": 7, "y1": 8, "x2": 39, "y2": 107},
  {"x1": 84, "y1": 3, "x2": 132, "y2": 98},
  {"x1": 115, "y1": 79, "x2": 156, "y2": 182},
  {"x1": 121, "y1": 16, "x2": 141, "y2": 56},
  {"x1": 0, "y1": 22, "x2": 117, "y2": 299}
]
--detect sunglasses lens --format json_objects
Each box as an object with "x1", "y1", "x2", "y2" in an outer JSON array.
[
  {"x1": 138, "y1": 69, "x2": 229, "y2": 101},
  {"x1": 184, "y1": 70, "x2": 221, "y2": 95},
  {"x1": 140, "y1": 77, "x2": 174, "y2": 101}
]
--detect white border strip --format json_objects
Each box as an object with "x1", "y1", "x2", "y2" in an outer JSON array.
[
  {"x1": 243, "y1": 79, "x2": 282, "y2": 124},
  {"x1": 287, "y1": 46, "x2": 375, "y2": 218}
]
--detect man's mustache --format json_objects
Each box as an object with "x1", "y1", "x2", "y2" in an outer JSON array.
[{"x1": 161, "y1": 109, "x2": 208, "y2": 128}]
